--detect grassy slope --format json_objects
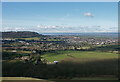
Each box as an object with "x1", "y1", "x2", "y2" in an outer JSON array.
[
  {"x1": 1, "y1": 77, "x2": 41, "y2": 80},
  {"x1": 15, "y1": 37, "x2": 40, "y2": 40},
  {"x1": 3, "y1": 50, "x2": 118, "y2": 80},
  {"x1": 71, "y1": 77, "x2": 118, "y2": 80},
  {"x1": 42, "y1": 50, "x2": 118, "y2": 62}
]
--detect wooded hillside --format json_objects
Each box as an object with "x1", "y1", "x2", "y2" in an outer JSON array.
[{"x1": 2, "y1": 31, "x2": 42, "y2": 38}]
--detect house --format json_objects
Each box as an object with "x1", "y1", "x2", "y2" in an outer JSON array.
[
  {"x1": 21, "y1": 56, "x2": 30, "y2": 61},
  {"x1": 12, "y1": 50, "x2": 17, "y2": 52},
  {"x1": 54, "y1": 61, "x2": 59, "y2": 64}
]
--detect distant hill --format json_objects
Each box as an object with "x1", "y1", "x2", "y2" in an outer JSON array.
[
  {"x1": 2, "y1": 31, "x2": 43, "y2": 38},
  {"x1": 42, "y1": 32, "x2": 118, "y2": 38}
]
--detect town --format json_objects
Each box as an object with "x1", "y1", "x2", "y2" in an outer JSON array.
[{"x1": 2, "y1": 31, "x2": 118, "y2": 63}]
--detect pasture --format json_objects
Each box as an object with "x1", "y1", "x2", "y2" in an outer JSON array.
[
  {"x1": 41, "y1": 50, "x2": 118, "y2": 62},
  {"x1": 3, "y1": 50, "x2": 118, "y2": 80}
]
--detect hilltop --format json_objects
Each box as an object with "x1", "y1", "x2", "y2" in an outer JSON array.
[{"x1": 2, "y1": 31, "x2": 43, "y2": 38}]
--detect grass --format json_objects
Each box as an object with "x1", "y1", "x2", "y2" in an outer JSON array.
[
  {"x1": 16, "y1": 37, "x2": 40, "y2": 40},
  {"x1": 4, "y1": 37, "x2": 40, "y2": 40},
  {"x1": 50, "y1": 77, "x2": 118, "y2": 80},
  {"x1": 3, "y1": 49, "x2": 118, "y2": 80},
  {"x1": 1, "y1": 77, "x2": 118, "y2": 81},
  {"x1": 71, "y1": 77, "x2": 118, "y2": 80},
  {"x1": 46, "y1": 39, "x2": 61, "y2": 41},
  {"x1": 1, "y1": 77, "x2": 118, "y2": 82},
  {"x1": 4, "y1": 50, "x2": 32, "y2": 54},
  {"x1": 13, "y1": 37, "x2": 61, "y2": 41},
  {"x1": 42, "y1": 50, "x2": 118, "y2": 62},
  {"x1": 17, "y1": 50, "x2": 32, "y2": 54},
  {"x1": 77, "y1": 46, "x2": 91, "y2": 49},
  {"x1": 1, "y1": 77, "x2": 42, "y2": 80}
]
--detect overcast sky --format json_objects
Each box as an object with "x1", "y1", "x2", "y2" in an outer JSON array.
[{"x1": 2, "y1": 2, "x2": 118, "y2": 33}]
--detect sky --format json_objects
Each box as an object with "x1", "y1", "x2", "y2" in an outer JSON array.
[{"x1": 2, "y1": 2, "x2": 118, "y2": 33}]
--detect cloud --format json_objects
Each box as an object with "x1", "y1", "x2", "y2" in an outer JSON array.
[
  {"x1": 37, "y1": 25, "x2": 40, "y2": 28},
  {"x1": 2, "y1": 24, "x2": 117, "y2": 33},
  {"x1": 2, "y1": 27, "x2": 26, "y2": 32},
  {"x1": 84, "y1": 12, "x2": 94, "y2": 17},
  {"x1": 37, "y1": 24, "x2": 66, "y2": 29}
]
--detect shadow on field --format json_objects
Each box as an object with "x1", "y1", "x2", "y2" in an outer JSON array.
[{"x1": 2, "y1": 58, "x2": 119, "y2": 81}]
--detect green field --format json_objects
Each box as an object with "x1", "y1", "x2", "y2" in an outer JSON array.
[
  {"x1": 42, "y1": 50, "x2": 118, "y2": 62},
  {"x1": 4, "y1": 37, "x2": 40, "y2": 40},
  {"x1": 6, "y1": 37, "x2": 61, "y2": 41},
  {"x1": 71, "y1": 77, "x2": 118, "y2": 80},
  {"x1": 3, "y1": 50, "x2": 32, "y2": 54},
  {"x1": 16, "y1": 37, "x2": 40, "y2": 40},
  {"x1": 1, "y1": 77, "x2": 43, "y2": 80},
  {"x1": 3, "y1": 50, "x2": 118, "y2": 80}
]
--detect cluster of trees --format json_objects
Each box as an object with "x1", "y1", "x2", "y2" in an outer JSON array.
[{"x1": 2, "y1": 52, "x2": 23, "y2": 60}]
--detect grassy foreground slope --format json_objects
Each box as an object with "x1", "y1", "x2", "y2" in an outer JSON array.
[
  {"x1": 1, "y1": 77, "x2": 42, "y2": 80},
  {"x1": 1, "y1": 77, "x2": 54, "y2": 82},
  {"x1": 3, "y1": 50, "x2": 118, "y2": 79},
  {"x1": 42, "y1": 50, "x2": 118, "y2": 62}
]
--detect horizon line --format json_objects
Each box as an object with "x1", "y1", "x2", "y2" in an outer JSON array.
[{"x1": 1, "y1": 0, "x2": 119, "y2": 2}]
